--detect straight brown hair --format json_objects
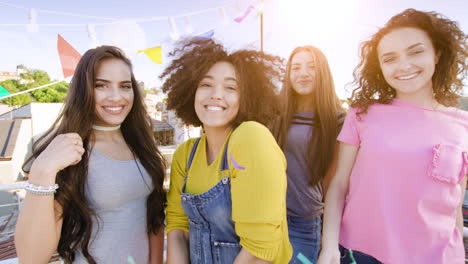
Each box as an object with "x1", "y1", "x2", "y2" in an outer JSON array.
[{"x1": 277, "y1": 46, "x2": 344, "y2": 186}]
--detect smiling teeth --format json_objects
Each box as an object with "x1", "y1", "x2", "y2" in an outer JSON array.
[
  {"x1": 397, "y1": 73, "x2": 418, "y2": 80},
  {"x1": 104, "y1": 107, "x2": 123, "y2": 111},
  {"x1": 206, "y1": 106, "x2": 224, "y2": 111}
]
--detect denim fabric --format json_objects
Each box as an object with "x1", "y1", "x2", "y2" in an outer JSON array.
[
  {"x1": 181, "y1": 138, "x2": 241, "y2": 264},
  {"x1": 288, "y1": 216, "x2": 321, "y2": 264},
  {"x1": 339, "y1": 245, "x2": 383, "y2": 264}
]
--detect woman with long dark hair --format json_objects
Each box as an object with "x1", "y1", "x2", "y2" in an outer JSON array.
[
  {"x1": 15, "y1": 46, "x2": 166, "y2": 264},
  {"x1": 276, "y1": 46, "x2": 344, "y2": 263}
]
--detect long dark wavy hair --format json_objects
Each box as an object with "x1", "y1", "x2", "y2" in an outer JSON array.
[
  {"x1": 160, "y1": 38, "x2": 285, "y2": 128},
  {"x1": 22, "y1": 46, "x2": 166, "y2": 264},
  {"x1": 277, "y1": 46, "x2": 344, "y2": 186},
  {"x1": 351, "y1": 8, "x2": 467, "y2": 115}
]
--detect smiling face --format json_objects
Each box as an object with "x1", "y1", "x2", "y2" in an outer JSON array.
[
  {"x1": 377, "y1": 27, "x2": 439, "y2": 99},
  {"x1": 93, "y1": 58, "x2": 134, "y2": 127},
  {"x1": 289, "y1": 50, "x2": 316, "y2": 95},
  {"x1": 194, "y1": 61, "x2": 240, "y2": 131}
]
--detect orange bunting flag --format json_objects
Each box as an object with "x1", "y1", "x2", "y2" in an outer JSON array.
[{"x1": 57, "y1": 34, "x2": 81, "y2": 78}]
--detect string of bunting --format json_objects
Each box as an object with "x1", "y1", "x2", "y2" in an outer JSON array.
[{"x1": 0, "y1": 0, "x2": 264, "y2": 99}]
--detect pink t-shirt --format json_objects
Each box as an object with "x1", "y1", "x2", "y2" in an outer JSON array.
[{"x1": 338, "y1": 98, "x2": 468, "y2": 264}]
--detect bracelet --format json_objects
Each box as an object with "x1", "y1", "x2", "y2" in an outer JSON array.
[{"x1": 24, "y1": 181, "x2": 59, "y2": 196}]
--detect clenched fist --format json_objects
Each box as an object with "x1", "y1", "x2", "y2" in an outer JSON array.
[{"x1": 29, "y1": 133, "x2": 85, "y2": 184}]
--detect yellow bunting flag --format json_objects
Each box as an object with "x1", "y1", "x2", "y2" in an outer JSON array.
[{"x1": 139, "y1": 46, "x2": 162, "y2": 64}]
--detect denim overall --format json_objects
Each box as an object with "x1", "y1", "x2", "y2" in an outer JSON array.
[{"x1": 181, "y1": 138, "x2": 242, "y2": 264}]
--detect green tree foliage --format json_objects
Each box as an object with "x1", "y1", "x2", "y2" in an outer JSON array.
[
  {"x1": 0, "y1": 79, "x2": 30, "y2": 106},
  {"x1": 0, "y1": 67, "x2": 69, "y2": 106},
  {"x1": 31, "y1": 81, "x2": 69, "y2": 103}
]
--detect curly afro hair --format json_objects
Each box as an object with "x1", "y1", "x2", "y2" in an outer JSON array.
[
  {"x1": 160, "y1": 38, "x2": 285, "y2": 128},
  {"x1": 350, "y1": 8, "x2": 467, "y2": 115}
]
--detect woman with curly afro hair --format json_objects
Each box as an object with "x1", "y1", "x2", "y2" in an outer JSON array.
[
  {"x1": 319, "y1": 9, "x2": 467, "y2": 264},
  {"x1": 163, "y1": 38, "x2": 292, "y2": 263}
]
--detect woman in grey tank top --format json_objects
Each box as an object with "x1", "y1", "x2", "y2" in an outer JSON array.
[
  {"x1": 16, "y1": 46, "x2": 166, "y2": 264},
  {"x1": 275, "y1": 46, "x2": 345, "y2": 264}
]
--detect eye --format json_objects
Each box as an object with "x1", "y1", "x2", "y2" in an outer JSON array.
[
  {"x1": 95, "y1": 83, "x2": 106, "y2": 88},
  {"x1": 410, "y1": 49, "x2": 424, "y2": 55},
  {"x1": 199, "y1": 82, "x2": 212, "y2": 88},
  {"x1": 382, "y1": 57, "x2": 396, "y2": 63},
  {"x1": 226, "y1": 86, "x2": 237, "y2": 91},
  {"x1": 292, "y1": 67, "x2": 300, "y2": 71},
  {"x1": 122, "y1": 84, "x2": 132, "y2": 89}
]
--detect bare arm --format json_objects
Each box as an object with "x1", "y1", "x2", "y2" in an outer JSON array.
[
  {"x1": 15, "y1": 178, "x2": 63, "y2": 264},
  {"x1": 167, "y1": 229, "x2": 189, "y2": 264},
  {"x1": 457, "y1": 175, "x2": 467, "y2": 237},
  {"x1": 317, "y1": 143, "x2": 359, "y2": 264},
  {"x1": 234, "y1": 248, "x2": 271, "y2": 264},
  {"x1": 15, "y1": 133, "x2": 84, "y2": 264},
  {"x1": 322, "y1": 142, "x2": 340, "y2": 198},
  {"x1": 149, "y1": 227, "x2": 165, "y2": 264}
]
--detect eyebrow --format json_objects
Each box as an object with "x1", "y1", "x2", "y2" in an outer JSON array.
[
  {"x1": 292, "y1": 61, "x2": 314, "y2": 65},
  {"x1": 95, "y1": 78, "x2": 132, "y2": 84},
  {"x1": 201, "y1": 75, "x2": 238, "y2": 83},
  {"x1": 380, "y1": 43, "x2": 425, "y2": 58}
]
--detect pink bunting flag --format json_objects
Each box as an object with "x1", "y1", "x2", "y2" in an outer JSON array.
[{"x1": 234, "y1": 4, "x2": 255, "y2": 23}]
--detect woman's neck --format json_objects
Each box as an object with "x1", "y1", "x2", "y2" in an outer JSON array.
[
  {"x1": 296, "y1": 95, "x2": 314, "y2": 112},
  {"x1": 395, "y1": 84, "x2": 440, "y2": 109},
  {"x1": 92, "y1": 129, "x2": 125, "y2": 144},
  {"x1": 204, "y1": 126, "x2": 232, "y2": 165}
]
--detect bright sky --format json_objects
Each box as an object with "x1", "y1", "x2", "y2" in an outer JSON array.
[{"x1": 1, "y1": 0, "x2": 467, "y2": 98}]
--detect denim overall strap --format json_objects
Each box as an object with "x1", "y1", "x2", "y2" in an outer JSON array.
[
  {"x1": 186, "y1": 138, "x2": 202, "y2": 171},
  {"x1": 185, "y1": 137, "x2": 229, "y2": 172},
  {"x1": 181, "y1": 135, "x2": 241, "y2": 264}
]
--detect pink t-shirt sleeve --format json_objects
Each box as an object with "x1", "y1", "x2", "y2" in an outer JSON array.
[
  {"x1": 463, "y1": 152, "x2": 468, "y2": 177},
  {"x1": 337, "y1": 107, "x2": 360, "y2": 146}
]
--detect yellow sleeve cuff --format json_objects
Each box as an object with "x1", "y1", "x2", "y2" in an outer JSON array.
[{"x1": 236, "y1": 222, "x2": 282, "y2": 261}]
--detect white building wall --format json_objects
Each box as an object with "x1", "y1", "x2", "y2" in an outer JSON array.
[
  {"x1": 0, "y1": 119, "x2": 32, "y2": 185},
  {"x1": 10, "y1": 119, "x2": 32, "y2": 182},
  {"x1": 30, "y1": 103, "x2": 63, "y2": 141}
]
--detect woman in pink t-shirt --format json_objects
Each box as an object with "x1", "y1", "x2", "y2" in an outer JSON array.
[{"x1": 318, "y1": 8, "x2": 468, "y2": 264}]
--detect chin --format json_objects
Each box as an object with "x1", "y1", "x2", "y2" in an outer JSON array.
[{"x1": 97, "y1": 119, "x2": 125, "y2": 127}]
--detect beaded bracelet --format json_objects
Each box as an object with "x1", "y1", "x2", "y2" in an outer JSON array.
[{"x1": 24, "y1": 182, "x2": 59, "y2": 196}]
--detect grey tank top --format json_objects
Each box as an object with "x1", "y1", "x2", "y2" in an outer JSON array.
[
  {"x1": 285, "y1": 112, "x2": 324, "y2": 219},
  {"x1": 73, "y1": 148, "x2": 152, "y2": 264}
]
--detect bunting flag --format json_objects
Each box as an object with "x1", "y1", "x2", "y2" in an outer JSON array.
[
  {"x1": 57, "y1": 34, "x2": 81, "y2": 78},
  {"x1": 195, "y1": 30, "x2": 215, "y2": 40},
  {"x1": 0, "y1": 85, "x2": 11, "y2": 98},
  {"x1": 234, "y1": 4, "x2": 255, "y2": 23},
  {"x1": 138, "y1": 46, "x2": 162, "y2": 64},
  {"x1": 26, "y1": 8, "x2": 39, "y2": 32}
]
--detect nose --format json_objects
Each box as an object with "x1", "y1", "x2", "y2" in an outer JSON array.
[
  {"x1": 399, "y1": 56, "x2": 413, "y2": 71},
  {"x1": 209, "y1": 84, "x2": 223, "y2": 100},
  {"x1": 108, "y1": 85, "x2": 123, "y2": 101},
  {"x1": 299, "y1": 67, "x2": 310, "y2": 77}
]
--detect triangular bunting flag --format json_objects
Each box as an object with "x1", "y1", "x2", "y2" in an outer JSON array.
[
  {"x1": 0, "y1": 85, "x2": 11, "y2": 98},
  {"x1": 234, "y1": 4, "x2": 255, "y2": 23},
  {"x1": 57, "y1": 34, "x2": 82, "y2": 78},
  {"x1": 195, "y1": 30, "x2": 215, "y2": 40},
  {"x1": 138, "y1": 46, "x2": 162, "y2": 64}
]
